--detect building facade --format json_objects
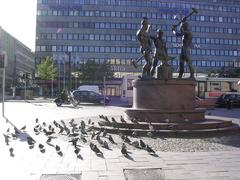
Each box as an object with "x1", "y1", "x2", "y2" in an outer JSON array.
[
  {"x1": 36, "y1": 0, "x2": 240, "y2": 94},
  {"x1": 0, "y1": 27, "x2": 35, "y2": 96}
]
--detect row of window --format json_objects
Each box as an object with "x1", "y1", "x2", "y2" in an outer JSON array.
[
  {"x1": 37, "y1": 21, "x2": 240, "y2": 35},
  {"x1": 36, "y1": 45, "x2": 240, "y2": 57},
  {"x1": 48, "y1": 55, "x2": 240, "y2": 69},
  {"x1": 37, "y1": 9, "x2": 240, "y2": 24},
  {"x1": 36, "y1": 32, "x2": 240, "y2": 46},
  {"x1": 37, "y1": 0, "x2": 240, "y2": 13},
  {"x1": 36, "y1": 33, "x2": 136, "y2": 42}
]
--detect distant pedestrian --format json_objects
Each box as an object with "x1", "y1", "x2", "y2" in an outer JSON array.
[{"x1": 226, "y1": 98, "x2": 233, "y2": 110}]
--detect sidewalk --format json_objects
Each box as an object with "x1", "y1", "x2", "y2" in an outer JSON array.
[{"x1": 0, "y1": 102, "x2": 240, "y2": 180}]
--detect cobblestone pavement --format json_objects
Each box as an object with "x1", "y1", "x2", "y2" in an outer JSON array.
[{"x1": 0, "y1": 102, "x2": 240, "y2": 180}]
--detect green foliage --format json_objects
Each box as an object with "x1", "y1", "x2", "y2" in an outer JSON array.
[
  {"x1": 78, "y1": 60, "x2": 114, "y2": 83},
  {"x1": 36, "y1": 56, "x2": 57, "y2": 80}
]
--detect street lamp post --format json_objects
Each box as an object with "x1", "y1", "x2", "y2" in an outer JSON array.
[{"x1": 65, "y1": 52, "x2": 71, "y2": 91}]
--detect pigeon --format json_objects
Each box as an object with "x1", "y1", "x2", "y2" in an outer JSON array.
[
  {"x1": 20, "y1": 125, "x2": 26, "y2": 131},
  {"x1": 58, "y1": 125, "x2": 64, "y2": 134},
  {"x1": 131, "y1": 140, "x2": 140, "y2": 148},
  {"x1": 53, "y1": 120, "x2": 59, "y2": 127},
  {"x1": 14, "y1": 127, "x2": 20, "y2": 136},
  {"x1": 111, "y1": 117, "x2": 117, "y2": 123},
  {"x1": 96, "y1": 135, "x2": 104, "y2": 145},
  {"x1": 104, "y1": 116, "x2": 110, "y2": 122},
  {"x1": 148, "y1": 123, "x2": 154, "y2": 131},
  {"x1": 121, "y1": 143, "x2": 128, "y2": 156},
  {"x1": 74, "y1": 147, "x2": 80, "y2": 155},
  {"x1": 88, "y1": 119, "x2": 91, "y2": 124},
  {"x1": 60, "y1": 120, "x2": 65, "y2": 125},
  {"x1": 39, "y1": 144, "x2": 44, "y2": 149},
  {"x1": 91, "y1": 131, "x2": 96, "y2": 139},
  {"x1": 35, "y1": 118, "x2": 39, "y2": 123},
  {"x1": 81, "y1": 128, "x2": 87, "y2": 135},
  {"x1": 146, "y1": 145, "x2": 155, "y2": 154},
  {"x1": 102, "y1": 140, "x2": 109, "y2": 149},
  {"x1": 130, "y1": 117, "x2": 138, "y2": 124},
  {"x1": 122, "y1": 136, "x2": 131, "y2": 144},
  {"x1": 68, "y1": 133, "x2": 79, "y2": 137},
  {"x1": 55, "y1": 145, "x2": 61, "y2": 151},
  {"x1": 80, "y1": 134, "x2": 87, "y2": 143},
  {"x1": 6, "y1": 128, "x2": 10, "y2": 133},
  {"x1": 102, "y1": 129, "x2": 107, "y2": 137},
  {"x1": 42, "y1": 122, "x2": 46, "y2": 127},
  {"x1": 3, "y1": 134, "x2": 10, "y2": 145},
  {"x1": 120, "y1": 116, "x2": 127, "y2": 123},
  {"x1": 108, "y1": 135, "x2": 115, "y2": 144},
  {"x1": 43, "y1": 129, "x2": 55, "y2": 136},
  {"x1": 90, "y1": 143, "x2": 102, "y2": 154},
  {"x1": 69, "y1": 138, "x2": 79, "y2": 147},
  {"x1": 147, "y1": 132, "x2": 154, "y2": 138},
  {"x1": 11, "y1": 133, "x2": 18, "y2": 139},
  {"x1": 140, "y1": 139, "x2": 146, "y2": 149},
  {"x1": 46, "y1": 137, "x2": 53, "y2": 143},
  {"x1": 132, "y1": 131, "x2": 138, "y2": 137},
  {"x1": 9, "y1": 147, "x2": 14, "y2": 157},
  {"x1": 95, "y1": 129, "x2": 103, "y2": 136},
  {"x1": 81, "y1": 120, "x2": 86, "y2": 129},
  {"x1": 27, "y1": 136, "x2": 36, "y2": 145}
]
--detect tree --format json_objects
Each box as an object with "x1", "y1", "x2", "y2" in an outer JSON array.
[
  {"x1": 78, "y1": 60, "x2": 114, "y2": 83},
  {"x1": 36, "y1": 56, "x2": 57, "y2": 96},
  {"x1": 36, "y1": 56, "x2": 57, "y2": 80}
]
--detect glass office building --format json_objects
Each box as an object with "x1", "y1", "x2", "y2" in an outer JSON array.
[{"x1": 36, "y1": 0, "x2": 240, "y2": 83}]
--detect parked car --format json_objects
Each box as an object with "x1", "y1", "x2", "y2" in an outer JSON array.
[
  {"x1": 215, "y1": 92, "x2": 240, "y2": 107},
  {"x1": 72, "y1": 90, "x2": 110, "y2": 104}
]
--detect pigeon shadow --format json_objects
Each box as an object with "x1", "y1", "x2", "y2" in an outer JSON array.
[
  {"x1": 149, "y1": 153, "x2": 159, "y2": 158},
  {"x1": 77, "y1": 154, "x2": 84, "y2": 160},
  {"x1": 124, "y1": 154, "x2": 135, "y2": 161},
  {"x1": 96, "y1": 153, "x2": 105, "y2": 158},
  {"x1": 3, "y1": 116, "x2": 31, "y2": 142},
  {"x1": 58, "y1": 105, "x2": 82, "y2": 109},
  {"x1": 46, "y1": 142, "x2": 55, "y2": 147},
  {"x1": 57, "y1": 151, "x2": 63, "y2": 157}
]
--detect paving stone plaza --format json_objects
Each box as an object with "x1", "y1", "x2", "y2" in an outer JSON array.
[{"x1": 0, "y1": 101, "x2": 240, "y2": 180}]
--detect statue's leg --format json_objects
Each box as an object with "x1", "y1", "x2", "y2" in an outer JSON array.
[
  {"x1": 142, "y1": 63, "x2": 147, "y2": 77},
  {"x1": 178, "y1": 52, "x2": 184, "y2": 78},
  {"x1": 145, "y1": 53, "x2": 152, "y2": 77},
  {"x1": 150, "y1": 57, "x2": 158, "y2": 77},
  {"x1": 186, "y1": 49, "x2": 194, "y2": 78}
]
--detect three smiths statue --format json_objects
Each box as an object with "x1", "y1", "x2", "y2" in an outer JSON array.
[
  {"x1": 172, "y1": 19, "x2": 195, "y2": 79},
  {"x1": 136, "y1": 17, "x2": 152, "y2": 78}
]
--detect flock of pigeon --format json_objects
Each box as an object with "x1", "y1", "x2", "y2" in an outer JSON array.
[{"x1": 3, "y1": 115, "x2": 156, "y2": 159}]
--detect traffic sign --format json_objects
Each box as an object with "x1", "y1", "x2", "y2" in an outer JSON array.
[{"x1": 0, "y1": 51, "x2": 7, "y2": 68}]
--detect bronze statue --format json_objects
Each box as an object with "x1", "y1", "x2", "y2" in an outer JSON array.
[
  {"x1": 172, "y1": 8, "x2": 197, "y2": 79},
  {"x1": 136, "y1": 17, "x2": 152, "y2": 78},
  {"x1": 172, "y1": 20, "x2": 194, "y2": 79},
  {"x1": 150, "y1": 29, "x2": 175, "y2": 77}
]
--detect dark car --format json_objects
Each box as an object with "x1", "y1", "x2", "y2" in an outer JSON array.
[
  {"x1": 215, "y1": 92, "x2": 240, "y2": 107},
  {"x1": 72, "y1": 90, "x2": 110, "y2": 104}
]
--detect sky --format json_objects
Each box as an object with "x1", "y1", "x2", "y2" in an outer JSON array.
[{"x1": 0, "y1": 0, "x2": 37, "y2": 51}]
